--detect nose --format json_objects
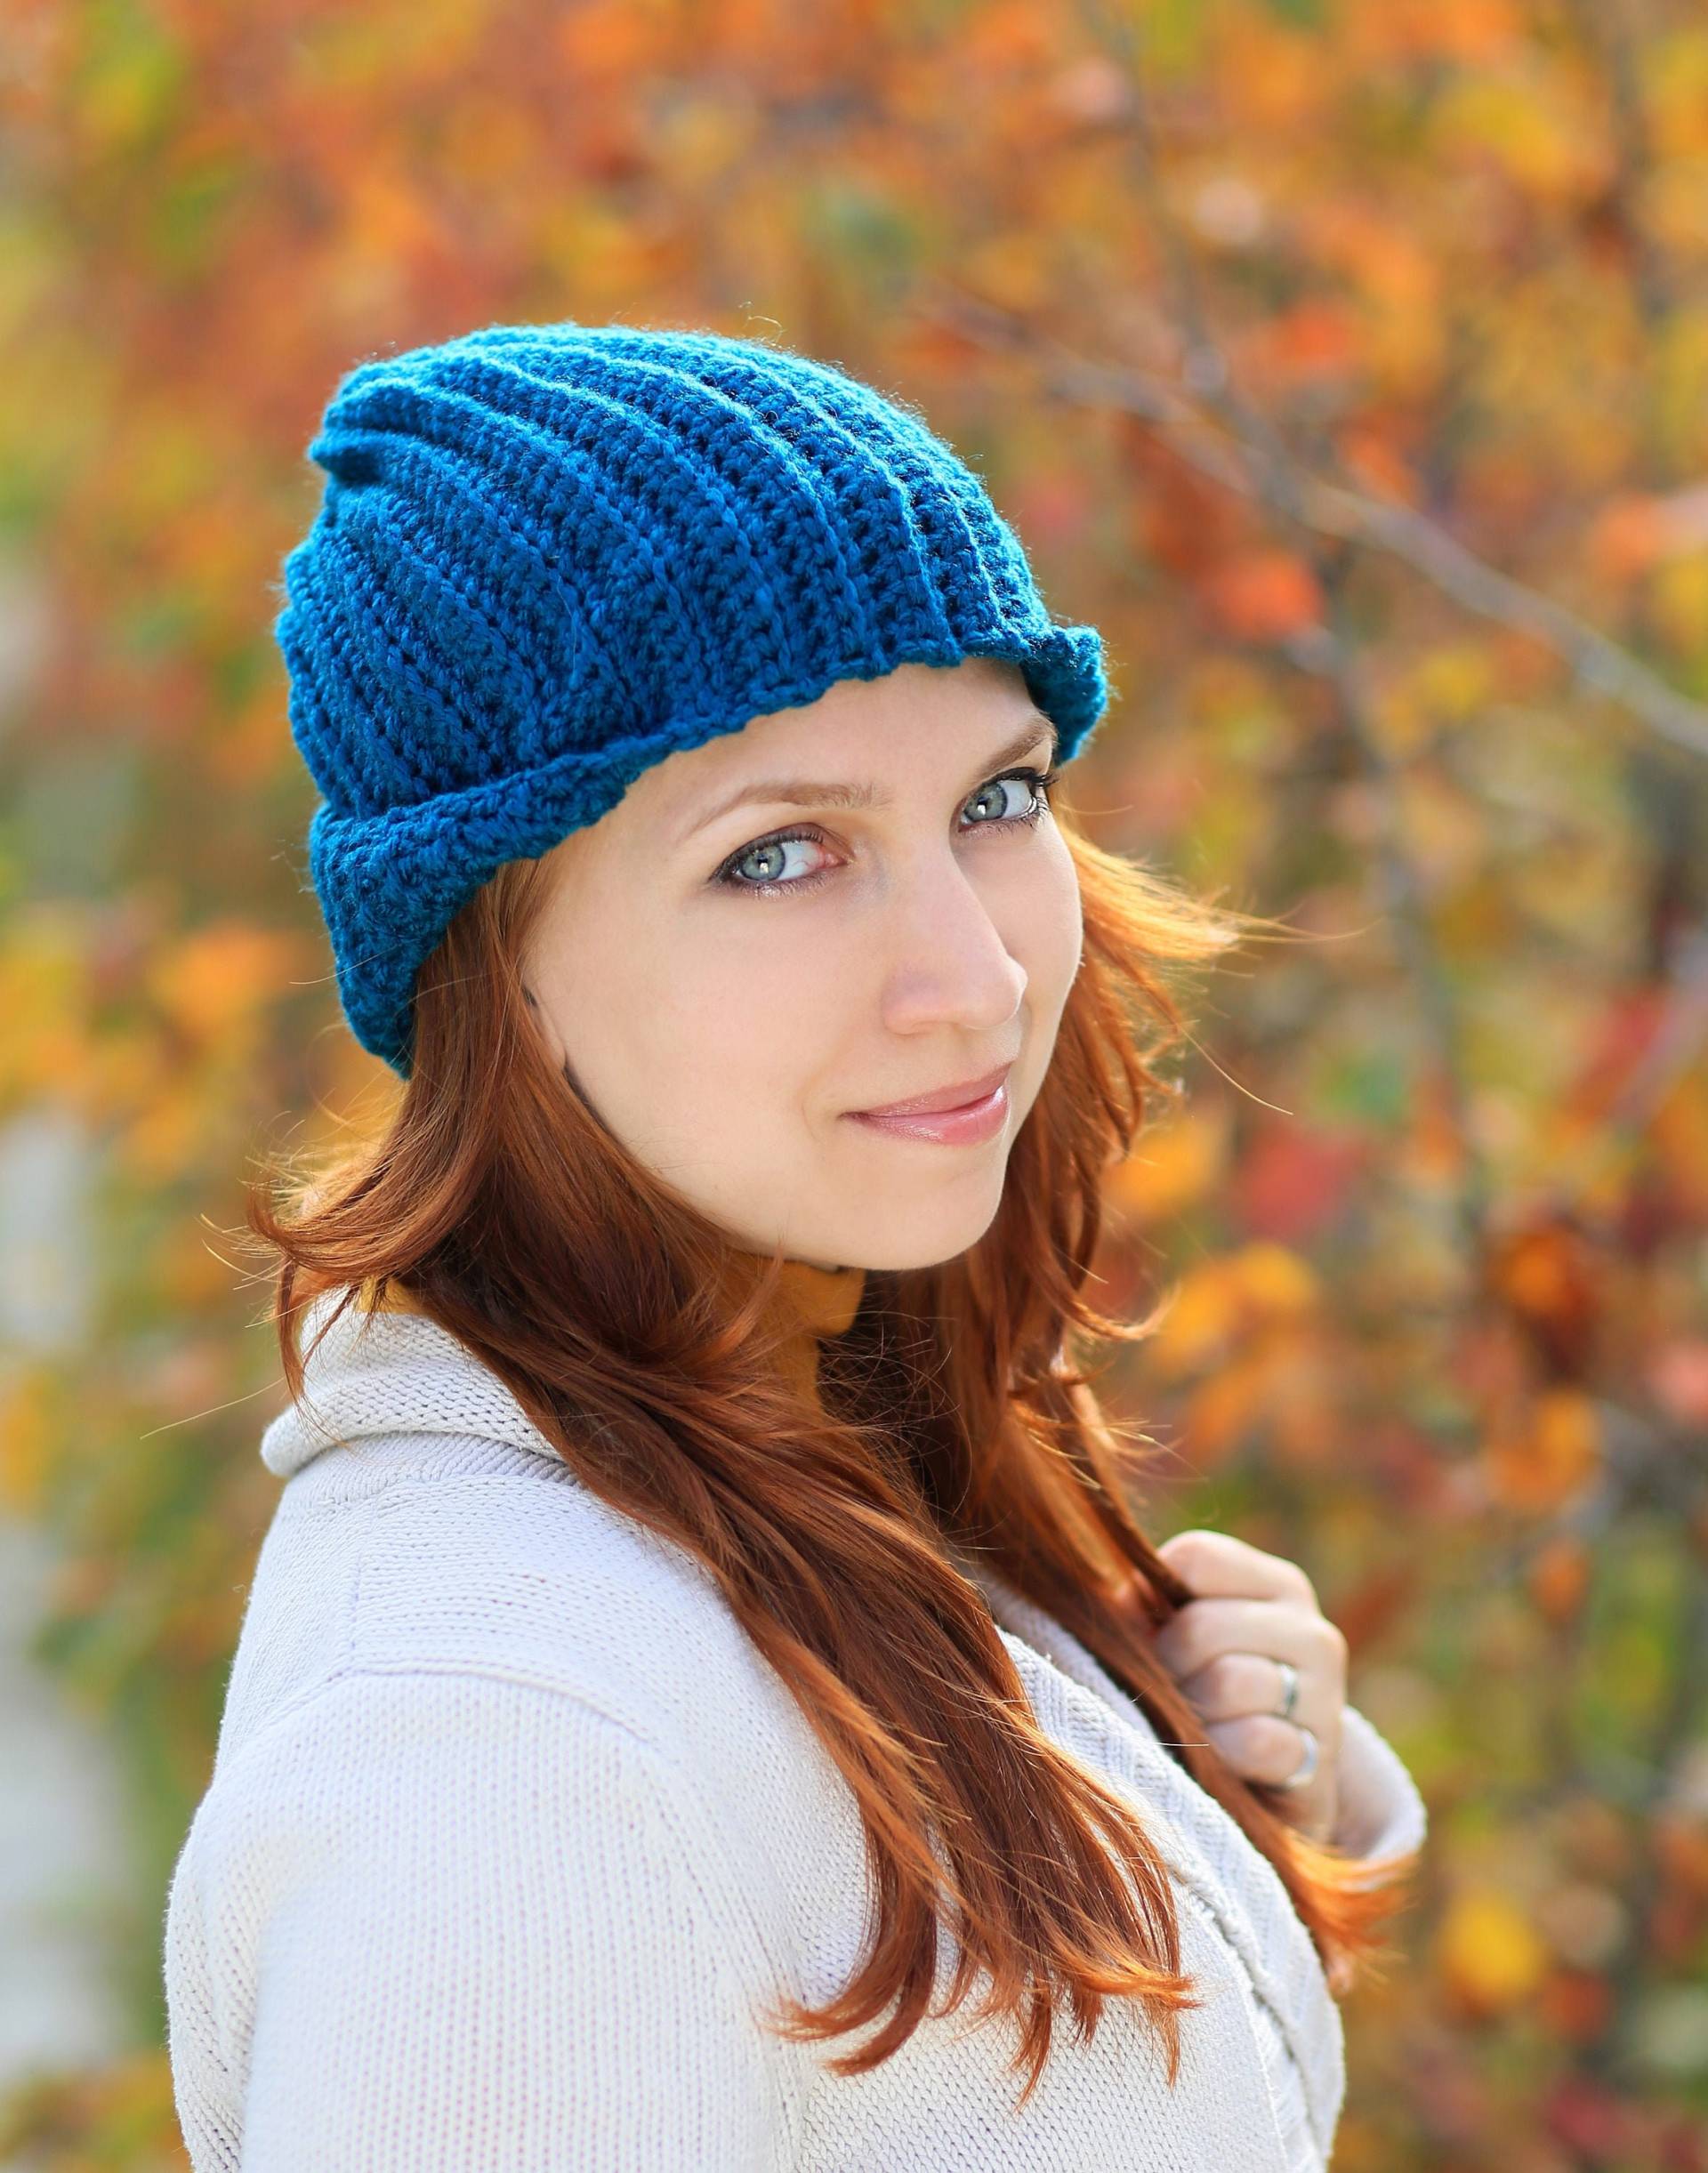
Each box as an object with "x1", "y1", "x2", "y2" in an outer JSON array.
[{"x1": 871, "y1": 849, "x2": 1027, "y2": 1039}]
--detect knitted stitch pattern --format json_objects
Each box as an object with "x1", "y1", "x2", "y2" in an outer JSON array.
[
  {"x1": 161, "y1": 1291, "x2": 1431, "y2": 2169},
  {"x1": 274, "y1": 320, "x2": 1112, "y2": 1076}
]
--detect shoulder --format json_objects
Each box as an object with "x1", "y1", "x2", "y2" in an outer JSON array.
[
  {"x1": 175, "y1": 1469, "x2": 830, "y2": 1982},
  {"x1": 348, "y1": 1456, "x2": 792, "y2": 1754},
  {"x1": 236, "y1": 1440, "x2": 835, "y2": 1855}
]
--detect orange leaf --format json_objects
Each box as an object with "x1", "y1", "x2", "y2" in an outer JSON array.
[
  {"x1": 1528, "y1": 1534, "x2": 1591, "y2": 1623},
  {"x1": 1483, "y1": 1390, "x2": 1602, "y2": 1512},
  {"x1": 1201, "y1": 550, "x2": 1323, "y2": 642}
]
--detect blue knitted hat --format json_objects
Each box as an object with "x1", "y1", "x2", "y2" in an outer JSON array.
[{"x1": 275, "y1": 319, "x2": 1111, "y2": 1076}]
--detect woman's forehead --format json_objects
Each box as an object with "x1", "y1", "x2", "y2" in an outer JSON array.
[{"x1": 632, "y1": 657, "x2": 1035, "y2": 817}]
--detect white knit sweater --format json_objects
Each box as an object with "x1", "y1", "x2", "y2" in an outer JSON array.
[{"x1": 164, "y1": 1291, "x2": 1428, "y2": 2170}]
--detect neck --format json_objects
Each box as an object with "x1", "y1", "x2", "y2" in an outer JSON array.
[{"x1": 713, "y1": 1249, "x2": 868, "y2": 1405}]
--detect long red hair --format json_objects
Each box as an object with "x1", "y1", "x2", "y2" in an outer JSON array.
[{"x1": 245, "y1": 794, "x2": 1422, "y2": 2108}]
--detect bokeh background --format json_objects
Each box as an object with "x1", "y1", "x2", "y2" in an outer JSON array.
[{"x1": 4, "y1": 1, "x2": 1707, "y2": 2166}]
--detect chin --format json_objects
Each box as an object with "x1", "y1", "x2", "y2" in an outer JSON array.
[{"x1": 825, "y1": 1187, "x2": 1009, "y2": 1278}]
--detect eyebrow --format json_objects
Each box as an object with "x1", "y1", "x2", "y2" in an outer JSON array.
[{"x1": 677, "y1": 713, "x2": 1061, "y2": 845}]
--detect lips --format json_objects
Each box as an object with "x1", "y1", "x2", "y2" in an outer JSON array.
[{"x1": 854, "y1": 1060, "x2": 1015, "y2": 1118}]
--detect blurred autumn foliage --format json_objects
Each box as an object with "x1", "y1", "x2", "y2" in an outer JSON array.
[{"x1": 3, "y1": 0, "x2": 1707, "y2": 2166}]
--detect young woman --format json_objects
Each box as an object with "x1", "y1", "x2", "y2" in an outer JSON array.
[{"x1": 163, "y1": 322, "x2": 1427, "y2": 2170}]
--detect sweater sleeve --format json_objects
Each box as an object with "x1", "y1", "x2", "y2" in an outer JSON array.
[
  {"x1": 163, "y1": 1668, "x2": 805, "y2": 2171},
  {"x1": 1330, "y1": 1702, "x2": 1429, "y2": 1879}
]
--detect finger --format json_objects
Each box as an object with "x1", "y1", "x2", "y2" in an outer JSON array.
[
  {"x1": 1177, "y1": 1655, "x2": 1338, "y2": 1773},
  {"x1": 1155, "y1": 1528, "x2": 1319, "y2": 1610},
  {"x1": 1201, "y1": 1713, "x2": 1325, "y2": 1791},
  {"x1": 1153, "y1": 1598, "x2": 1346, "y2": 1686},
  {"x1": 1176, "y1": 1650, "x2": 1313, "y2": 1726}
]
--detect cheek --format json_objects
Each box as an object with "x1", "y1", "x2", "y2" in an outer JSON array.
[
  {"x1": 665, "y1": 929, "x2": 831, "y2": 1059},
  {"x1": 620, "y1": 913, "x2": 835, "y2": 1118},
  {"x1": 1015, "y1": 837, "x2": 1084, "y2": 1018}
]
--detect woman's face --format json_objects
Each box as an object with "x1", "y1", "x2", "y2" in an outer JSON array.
[{"x1": 520, "y1": 657, "x2": 1084, "y2": 1274}]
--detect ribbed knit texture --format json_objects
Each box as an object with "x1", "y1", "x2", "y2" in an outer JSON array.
[
  {"x1": 163, "y1": 1276, "x2": 1428, "y2": 2170},
  {"x1": 275, "y1": 321, "x2": 1112, "y2": 1075}
]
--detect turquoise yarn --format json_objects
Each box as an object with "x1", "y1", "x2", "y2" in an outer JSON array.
[{"x1": 275, "y1": 320, "x2": 1111, "y2": 1076}]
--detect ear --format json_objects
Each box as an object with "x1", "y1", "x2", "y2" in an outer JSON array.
[{"x1": 520, "y1": 980, "x2": 568, "y2": 1072}]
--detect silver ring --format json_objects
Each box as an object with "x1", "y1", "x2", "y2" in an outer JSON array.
[{"x1": 1274, "y1": 1657, "x2": 1300, "y2": 1720}]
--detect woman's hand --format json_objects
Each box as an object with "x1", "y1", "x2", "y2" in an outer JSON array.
[{"x1": 1145, "y1": 1529, "x2": 1347, "y2": 1847}]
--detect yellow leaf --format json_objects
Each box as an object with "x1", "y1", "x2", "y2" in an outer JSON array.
[
  {"x1": 1232, "y1": 1242, "x2": 1320, "y2": 1318},
  {"x1": 1148, "y1": 1245, "x2": 1320, "y2": 1380},
  {"x1": 1437, "y1": 1887, "x2": 1549, "y2": 2012},
  {"x1": 1433, "y1": 73, "x2": 1605, "y2": 204},
  {"x1": 149, "y1": 923, "x2": 313, "y2": 1046},
  {"x1": 0, "y1": 1366, "x2": 51, "y2": 1516},
  {"x1": 1148, "y1": 1259, "x2": 1242, "y2": 1378},
  {"x1": 1108, "y1": 1107, "x2": 1229, "y2": 1225},
  {"x1": 1648, "y1": 550, "x2": 1708, "y2": 661}
]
